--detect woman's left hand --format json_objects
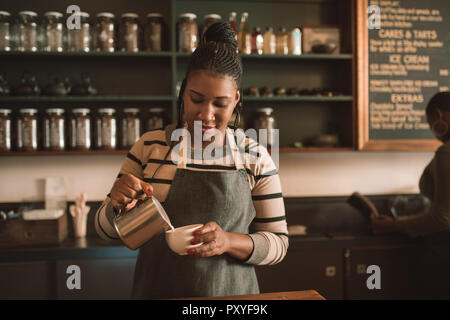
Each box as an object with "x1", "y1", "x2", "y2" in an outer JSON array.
[
  {"x1": 370, "y1": 212, "x2": 400, "y2": 234},
  {"x1": 188, "y1": 222, "x2": 231, "y2": 257}
]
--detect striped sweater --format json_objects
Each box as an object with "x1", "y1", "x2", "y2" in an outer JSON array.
[{"x1": 95, "y1": 124, "x2": 289, "y2": 265}]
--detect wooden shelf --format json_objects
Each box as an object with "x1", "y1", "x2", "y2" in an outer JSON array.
[
  {"x1": 0, "y1": 150, "x2": 129, "y2": 156},
  {"x1": 278, "y1": 147, "x2": 355, "y2": 153},
  {"x1": 1, "y1": 51, "x2": 352, "y2": 60},
  {"x1": 0, "y1": 147, "x2": 356, "y2": 156},
  {"x1": 0, "y1": 51, "x2": 173, "y2": 58},
  {"x1": 0, "y1": 96, "x2": 174, "y2": 103},
  {"x1": 243, "y1": 96, "x2": 353, "y2": 102},
  {"x1": 177, "y1": 52, "x2": 353, "y2": 60}
]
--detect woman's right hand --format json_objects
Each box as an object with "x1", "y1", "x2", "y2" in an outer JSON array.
[{"x1": 110, "y1": 173, "x2": 153, "y2": 213}]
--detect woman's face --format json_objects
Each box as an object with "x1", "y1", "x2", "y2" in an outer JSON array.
[
  {"x1": 427, "y1": 108, "x2": 450, "y2": 142},
  {"x1": 182, "y1": 70, "x2": 240, "y2": 147}
]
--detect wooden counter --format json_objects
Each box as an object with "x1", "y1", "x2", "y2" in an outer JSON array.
[{"x1": 180, "y1": 290, "x2": 325, "y2": 300}]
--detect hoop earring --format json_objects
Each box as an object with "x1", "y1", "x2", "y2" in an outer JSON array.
[
  {"x1": 234, "y1": 107, "x2": 241, "y2": 128},
  {"x1": 177, "y1": 78, "x2": 188, "y2": 128},
  {"x1": 432, "y1": 120, "x2": 448, "y2": 137}
]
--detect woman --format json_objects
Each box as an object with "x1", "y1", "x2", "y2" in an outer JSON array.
[
  {"x1": 95, "y1": 22, "x2": 288, "y2": 299},
  {"x1": 370, "y1": 91, "x2": 450, "y2": 298}
]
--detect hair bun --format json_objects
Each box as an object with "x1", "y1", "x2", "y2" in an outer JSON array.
[{"x1": 201, "y1": 21, "x2": 238, "y2": 50}]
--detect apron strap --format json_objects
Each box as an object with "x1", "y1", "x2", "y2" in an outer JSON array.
[{"x1": 176, "y1": 128, "x2": 246, "y2": 170}]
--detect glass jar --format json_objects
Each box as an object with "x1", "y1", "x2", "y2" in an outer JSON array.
[
  {"x1": 177, "y1": 13, "x2": 198, "y2": 53},
  {"x1": 17, "y1": 108, "x2": 38, "y2": 151},
  {"x1": 147, "y1": 108, "x2": 165, "y2": 130},
  {"x1": 0, "y1": 108, "x2": 12, "y2": 151},
  {"x1": 122, "y1": 108, "x2": 141, "y2": 148},
  {"x1": 202, "y1": 14, "x2": 221, "y2": 37},
  {"x1": 119, "y1": 13, "x2": 139, "y2": 52},
  {"x1": 17, "y1": 11, "x2": 39, "y2": 52},
  {"x1": 254, "y1": 108, "x2": 277, "y2": 147},
  {"x1": 43, "y1": 108, "x2": 65, "y2": 151},
  {"x1": 96, "y1": 108, "x2": 116, "y2": 149},
  {"x1": 288, "y1": 27, "x2": 302, "y2": 55},
  {"x1": 0, "y1": 11, "x2": 11, "y2": 51},
  {"x1": 70, "y1": 108, "x2": 91, "y2": 150},
  {"x1": 144, "y1": 13, "x2": 164, "y2": 52},
  {"x1": 94, "y1": 12, "x2": 115, "y2": 52},
  {"x1": 43, "y1": 11, "x2": 64, "y2": 52},
  {"x1": 67, "y1": 12, "x2": 91, "y2": 52},
  {"x1": 276, "y1": 27, "x2": 288, "y2": 55}
]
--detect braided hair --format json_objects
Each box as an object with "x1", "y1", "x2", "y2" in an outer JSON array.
[{"x1": 177, "y1": 21, "x2": 243, "y2": 127}]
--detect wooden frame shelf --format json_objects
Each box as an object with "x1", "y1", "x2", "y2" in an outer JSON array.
[
  {"x1": 0, "y1": 51, "x2": 173, "y2": 58},
  {"x1": 176, "y1": 52, "x2": 353, "y2": 60},
  {"x1": 0, "y1": 150, "x2": 129, "y2": 156},
  {"x1": 0, "y1": 0, "x2": 357, "y2": 157},
  {"x1": 243, "y1": 96, "x2": 353, "y2": 102},
  {"x1": 0, "y1": 96, "x2": 174, "y2": 103},
  {"x1": 0, "y1": 147, "x2": 355, "y2": 156}
]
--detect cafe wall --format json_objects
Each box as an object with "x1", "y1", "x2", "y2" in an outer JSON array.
[{"x1": 0, "y1": 151, "x2": 434, "y2": 202}]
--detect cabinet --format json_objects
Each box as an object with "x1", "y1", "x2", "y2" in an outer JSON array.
[
  {"x1": 343, "y1": 246, "x2": 419, "y2": 299},
  {"x1": 0, "y1": 261, "x2": 53, "y2": 299},
  {"x1": 56, "y1": 258, "x2": 136, "y2": 299},
  {"x1": 0, "y1": 257, "x2": 136, "y2": 299},
  {"x1": 255, "y1": 249, "x2": 344, "y2": 299},
  {"x1": 0, "y1": 0, "x2": 356, "y2": 156}
]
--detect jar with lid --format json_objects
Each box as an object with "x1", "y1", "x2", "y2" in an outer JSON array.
[
  {"x1": 43, "y1": 108, "x2": 65, "y2": 151},
  {"x1": 0, "y1": 11, "x2": 12, "y2": 51},
  {"x1": 147, "y1": 108, "x2": 165, "y2": 131},
  {"x1": 70, "y1": 108, "x2": 91, "y2": 150},
  {"x1": 16, "y1": 11, "x2": 39, "y2": 52},
  {"x1": 94, "y1": 12, "x2": 115, "y2": 52},
  {"x1": 276, "y1": 27, "x2": 288, "y2": 55},
  {"x1": 288, "y1": 27, "x2": 302, "y2": 55},
  {"x1": 96, "y1": 108, "x2": 116, "y2": 149},
  {"x1": 202, "y1": 14, "x2": 221, "y2": 37},
  {"x1": 67, "y1": 12, "x2": 91, "y2": 52},
  {"x1": 43, "y1": 11, "x2": 64, "y2": 52},
  {"x1": 121, "y1": 108, "x2": 141, "y2": 148},
  {"x1": 177, "y1": 13, "x2": 198, "y2": 53},
  {"x1": 119, "y1": 13, "x2": 140, "y2": 52},
  {"x1": 144, "y1": 13, "x2": 164, "y2": 52},
  {"x1": 254, "y1": 108, "x2": 277, "y2": 147},
  {"x1": 0, "y1": 108, "x2": 12, "y2": 151},
  {"x1": 17, "y1": 108, "x2": 38, "y2": 151}
]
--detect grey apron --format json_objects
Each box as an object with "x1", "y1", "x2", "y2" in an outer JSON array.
[{"x1": 132, "y1": 130, "x2": 259, "y2": 299}]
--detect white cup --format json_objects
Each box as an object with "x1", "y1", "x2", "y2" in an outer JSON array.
[{"x1": 165, "y1": 224, "x2": 203, "y2": 255}]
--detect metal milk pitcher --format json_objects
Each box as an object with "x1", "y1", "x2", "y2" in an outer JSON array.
[{"x1": 113, "y1": 196, "x2": 172, "y2": 250}]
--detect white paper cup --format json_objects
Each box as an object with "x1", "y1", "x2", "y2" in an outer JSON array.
[{"x1": 165, "y1": 224, "x2": 203, "y2": 255}]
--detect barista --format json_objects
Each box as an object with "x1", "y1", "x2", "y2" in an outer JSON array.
[{"x1": 94, "y1": 22, "x2": 289, "y2": 299}]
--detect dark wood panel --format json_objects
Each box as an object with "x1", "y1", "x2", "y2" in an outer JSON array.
[
  {"x1": 256, "y1": 249, "x2": 344, "y2": 299},
  {"x1": 0, "y1": 261, "x2": 54, "y2": 299},
  {"x1": 56, "y1": 258, "x2": 136, "y2": 299}
]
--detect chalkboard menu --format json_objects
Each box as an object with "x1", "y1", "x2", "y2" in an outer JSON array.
[{"x1": 367, "y1": 0, "x2": 449, "y2": 141}]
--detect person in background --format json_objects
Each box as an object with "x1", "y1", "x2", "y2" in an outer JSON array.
[
  {"x1": 94, "y1": 22, "x2": 288, "y2": 299},
  {"x1": 370, "y1": 91, "x2": 450, "y2": 299}
]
